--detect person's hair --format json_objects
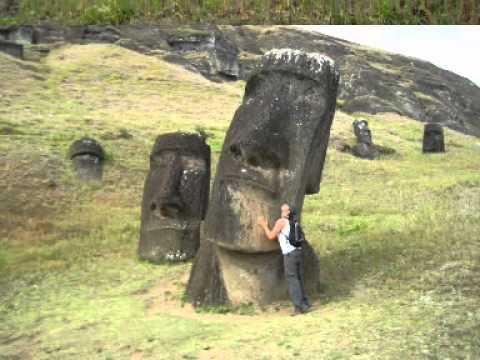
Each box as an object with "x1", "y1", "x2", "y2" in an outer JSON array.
[{"x1": 288, "y1": 208, "x2": 297, "y2": 222}]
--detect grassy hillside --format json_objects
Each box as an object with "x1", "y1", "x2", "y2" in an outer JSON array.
[{"x1": 1, "y1": 44, "x2": 480, "y2": 360}]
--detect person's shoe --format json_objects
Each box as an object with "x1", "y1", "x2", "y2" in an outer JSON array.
[
  {"x1": 301, "y1": 305, "x2": 312, "y2": 314},
  {"x1": 291, "y1": 307, "x2": 304, "y2": 316}
]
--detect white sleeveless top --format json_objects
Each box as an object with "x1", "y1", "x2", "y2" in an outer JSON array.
[{"x1": 278, "y1": 220, "x2": 297, "y2": 255}]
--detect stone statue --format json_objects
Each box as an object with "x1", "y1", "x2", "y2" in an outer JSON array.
[
  {"x1": 68, "y1": 137, "x2": 105, "y2": 181},
  {"x1": 138, "y1": 132, "x2": 210, "y2": 263},
  {"x1": 423, "y1": 123, "x2": 445, "y2": 153},
  {"x1": 187, "y1": 49, "x2": 340, "y2": 306},
  {"x1": 352, "y1": 118, "x2": 375, "y2": 159}
]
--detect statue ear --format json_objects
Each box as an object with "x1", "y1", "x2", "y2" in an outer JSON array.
[{"x1": 305, "y1": 136, "x2": 327, "y2": 195}]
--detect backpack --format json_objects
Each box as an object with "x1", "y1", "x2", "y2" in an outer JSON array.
[{"x1": 287, "y1": 220, "x2": 305, "y2": 248}]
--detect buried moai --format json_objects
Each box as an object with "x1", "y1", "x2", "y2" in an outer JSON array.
[
  {"x1": 138, "y1": 132, "x2": 210, "y2": 263},
  {"x1": 423, "y1": 123, "x2": 445, "y2": 153},
  {"x1": 352, "y1": 119, "x2": 375, "y2": 159},
  {"x1": 187, "y1": 49, "x2": 340, "y2": 306},
  {"x1": 68, "y1": 137, "x2": 105, "y2": 181}
]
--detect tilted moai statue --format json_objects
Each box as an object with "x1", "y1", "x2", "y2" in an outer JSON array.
[
  {"x1": 68, "y1": 137, "x2": 105, "y2": 181},
  {"x1": 138, "y1": 132, "x2": 210, "y2": 263},
  {"x1": 352, "y1": 119, "x2": 375, "y2": 159},
  {"x1": 423, "y1": 123, "x2": 445, "y2": 153},
  {"x1": 187, "y1": 49, "x2": 340, "y2": 306}
]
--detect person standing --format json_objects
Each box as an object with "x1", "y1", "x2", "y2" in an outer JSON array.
[{"x1": 257, "y1": 203, "x2": 311, "y2": 315}]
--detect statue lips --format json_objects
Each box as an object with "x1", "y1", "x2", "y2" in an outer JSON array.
[{"x1": 144, "y1": 219, "x2": 187, "y2": 233}]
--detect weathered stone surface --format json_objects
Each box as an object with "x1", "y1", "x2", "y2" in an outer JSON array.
[
  {"x1": 167, "y1": 32, "x2": 214, "y2": 51},
  {"x1": 82, "y1": 25, "x2": 121, "y2": 43},
  {"x1": 423, "y1": 123, "x2": 445, "y2": 153},
  {"x1": 351, "y1": 143, "x2": 374, "y2": 159},
  {"x1": 187, "y1": 49, "x2": 339, "y2": 306},
  {"x1": 68, "y1": 137, "x2": 105, "y2": 182},
  {"x1": 0, "y1": 39, "x2": 23, "y2": 59},
  {"x1": 138, "y1": 132, "x2": 210, "y2": 264},
  {"x1": 0, "y1": 25, "x2": 37, "y2": 44},
  {"x1": 167, "y1": 29, "x2": 239, "y2": 79},
  {"x1": 220, "y1": 26, "x2": 480, "y2": 137}
]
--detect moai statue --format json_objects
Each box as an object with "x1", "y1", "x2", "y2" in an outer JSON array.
[
  {"x1": 423, "y1": 123, "x2": 445, "y2": 153},
  {"x1": 68, "y1": 137, "x2": 105, "y2": 181},
  {"x1": 138, "y1": 132, "x2": 210, "y2": 263},
  {"x1": 187, "y1": 49, "x2": 340, "y2": 306},
  {"x1": 352, "y1": 119, "x2": 375, "y2": 159}
]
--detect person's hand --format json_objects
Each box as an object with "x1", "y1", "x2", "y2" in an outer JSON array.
[{"x1": 257, "y1": 217, "x2": 267, "y2": 228}]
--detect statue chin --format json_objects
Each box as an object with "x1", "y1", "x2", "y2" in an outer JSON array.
[{"x1": 140, "y1": 225, "x2": 196, "y2": 263}]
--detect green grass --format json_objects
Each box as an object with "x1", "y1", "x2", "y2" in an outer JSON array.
[
  {"x1": 3, "y1": 0, "x2": 477, "y2": 25},
  {"x1": 1, "y1": 44, "x2": 479, "y2": 359},
  {"x1": 368, "y1": 61, "x2": 401, "y2": 75}
]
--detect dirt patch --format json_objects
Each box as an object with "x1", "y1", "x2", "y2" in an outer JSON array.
[
  {"x1": 136, "y1": 265, "x2": 320, "y2": 322},
  {"x1": 130, "y1": 351, "x2": 143, "y2": 360}
]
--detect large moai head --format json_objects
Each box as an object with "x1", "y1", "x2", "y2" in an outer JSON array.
[
  {"x1": 187, "y1": 49, "x2": 339, "y2": 306},
  {"x1": 138, "y1": 132, "x2": 210, "y2": 263},
  {"x1": 204, "y1": 49, "x2": 339, "y2": 254},
  {"x1": 68, "y1": 137, "x2": 105, "y2": 181},
  {"x1": 423, "y1": 123, "x2": 445, "y2": 153}
]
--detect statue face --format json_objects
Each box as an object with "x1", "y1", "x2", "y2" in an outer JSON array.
[
  {"x1": 139, "y1": 133, "x2": 210, "y2": 262},
  {"x1": 72, "y1": 154, "x2": 103, "y2": 181},
  {"x1": 423, "y1": 123, "x2": 445, "y2": 153},
  {"x1": 204, "y1": 51, "x2": 339, "y2": 253},
  {"x1": 69, "y1": 137, "x2": 105, "y2": 182}
]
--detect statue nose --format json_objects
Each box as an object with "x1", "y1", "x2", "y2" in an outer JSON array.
[{"x1": 150, "y1": 158, "x2": 184, "y2": 217}]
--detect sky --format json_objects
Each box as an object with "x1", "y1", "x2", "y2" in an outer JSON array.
[{"x1": 297, "y1": 25, "x2": 480, "y2": 86}]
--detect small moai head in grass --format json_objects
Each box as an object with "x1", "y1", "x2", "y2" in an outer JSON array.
[
  {"x1": 353, "y1": 119, "x2": 372, "y2": 145},
  {"x1": 352, "y1": 119, "x2": 375, "y2": 159},
  {"x1": 423, "y1": 123, "x2": 445, "y2": 153},
  {"x1": 138, "y1": 132, "x2": 210, "y2": 263},
  {"x1": 68, "y1": 137, "x2": 105, "y2": 181},
  {"x1": 187, "y1": 49, "x2": 339, "y2": 306}
]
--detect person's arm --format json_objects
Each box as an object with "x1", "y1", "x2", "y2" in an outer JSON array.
[{"x1": 257, "y1": 218, "x2": 285, "y2": 241}]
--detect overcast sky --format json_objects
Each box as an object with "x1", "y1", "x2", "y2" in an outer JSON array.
[{"x1": 297, "y1": 25, "x2": 480, "y2": 86}]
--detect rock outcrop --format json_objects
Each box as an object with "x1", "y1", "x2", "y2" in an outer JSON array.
[{"x1": 1, "y1": 24, "x2": 478, "y2": 136}]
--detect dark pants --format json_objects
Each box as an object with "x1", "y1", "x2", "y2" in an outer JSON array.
[{"x1": 283, "y1": 248, "x2": 310, "y2": 311}]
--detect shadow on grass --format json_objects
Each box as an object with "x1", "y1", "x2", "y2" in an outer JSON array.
[{"x1": 312, "y1": 225, "x2": 446, "y2": 305}]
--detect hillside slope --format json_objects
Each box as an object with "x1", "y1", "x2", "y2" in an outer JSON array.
[
  {"x1": 2, "y1": 24, "x2": 478, "y2": 137},
  {"x1": 1, "y1": 44, "x2": 480, "y2": 360}
]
